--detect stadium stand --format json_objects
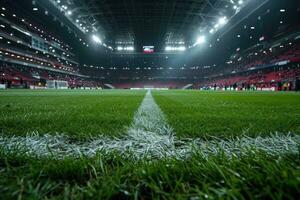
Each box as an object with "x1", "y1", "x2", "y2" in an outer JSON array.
[
  {"x1": 199, "y1": 64, "x2": 300, "y2": 91},
  {"x1": 0, "y1": 64, "x2": 103, "y2": 89},
  {"x1": 197, "y1": 31, "x2": 300, "y2": 91},
  {"x1": 0, "y1": 3, "x2": 105, "y2": 89}
]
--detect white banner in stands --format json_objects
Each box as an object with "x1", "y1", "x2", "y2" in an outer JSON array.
[
  {"x1": 260, "y1": 87, "x2": 276, "y2": 91},
  {"x1": 0, "y1": 84, "x2": 6, "y2": 89},
  {"x1": 276, "y1": 60, "x2": 289, "y2": 66},
  {"x1": 30, "y1": 85, "x2": 46, "y2": 90}
]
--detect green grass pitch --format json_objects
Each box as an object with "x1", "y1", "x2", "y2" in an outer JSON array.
[
  {"x1": 0, "y1": 89, "x2": 300, "y2": 199},
  {"x1": 153, "y1": 90, "x2": 300, "y2": 138},
  {"x1": 0, "y1": 90, "x2": 145, "y2": 139}
]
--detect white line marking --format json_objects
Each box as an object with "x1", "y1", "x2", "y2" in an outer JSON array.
[{"x1": 1, "y1": 90, "x2": 300, "y2": 159}]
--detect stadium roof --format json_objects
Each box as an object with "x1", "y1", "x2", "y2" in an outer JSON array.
[
  {"x1": 62, "y1": 0, "x2": 239, "y2": 48},
  {"x1": 36, "y1": 0, "x2": 254, "y2": 52}
]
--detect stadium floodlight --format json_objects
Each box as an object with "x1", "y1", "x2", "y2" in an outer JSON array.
[
  {"x1": 117, "y1": 46, "x2": 124, "y2": 51},
  {"x1": 165, "y1": 46, "x2": 172, "y2": 51},
  {"x1": 92, "y1": 35, "x2": 102, "y2": 44},
  {"x1": 218, "y1": 17, "x2": 227, "y2": 26},
  {"x1": 196, "y1": 36, "x2": 206, "y2": 45},
  {"x1": 165, "y1": 46, "x2": 186, "y2": 51},
  {"x1": 125, "y1": 46, "x2": 134, "y2": 51}
]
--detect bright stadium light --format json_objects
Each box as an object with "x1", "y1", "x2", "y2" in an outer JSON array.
[
  {"x1": 218, "y1": 16, "x2": 227, "y2": 26},
  {"x1": 92, "y1": 35, "x2": 102, "y2": 44},
  {"x1": 125, "y1": 46, "x2": 134, "y2": 51},
  {"x1": 197, "y1": 36, "x2": 206, "y2": 45},
  {"x1": 165, "y1": 46, "x2": 172, "y2": 51},
  {"x1": 165, "y1": 46, "x2": 186, "y2": 51},
  {"x1": 117, "y1": 46, "x2": 124, "y2": 51}
]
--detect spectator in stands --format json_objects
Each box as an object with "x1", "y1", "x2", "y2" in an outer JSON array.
[
  {"x1": 288, "y1": 82, "x2": 292, "y2": 91},
  {"x1": 233, "y1": 83, "x2": 237, "y2": 91},
  {"x1": 213, "y1": 84, "x2": 217, "y2": 91},
  {"x1": 283, "y1": 82, "x2": 288, "y2": 91},
  {"x1": 296, "y1": 78, "x2": 300, "y2": 92},
  {"x1": 277, "y1": 81, "x2": 282, "y2": 91}
]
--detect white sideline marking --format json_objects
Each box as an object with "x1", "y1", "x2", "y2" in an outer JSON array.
[{"x1": 0, "y1": 90, "x2": 300, "y2": 160}]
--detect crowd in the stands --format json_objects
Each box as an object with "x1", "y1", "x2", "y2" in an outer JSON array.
[
  {"x1": 199, "y1": 36, "x2": 300, "y2": 91},
  {"x1": 231, "y1": 42, "x2": 300, "y2": 72},
  {"x1": 200, "y1": 64, "x2": 300, "y2": 91}
]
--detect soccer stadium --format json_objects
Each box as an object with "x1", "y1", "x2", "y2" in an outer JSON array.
[{"x1": 1, "y1": 0, "x2": 300, "y2": 199}]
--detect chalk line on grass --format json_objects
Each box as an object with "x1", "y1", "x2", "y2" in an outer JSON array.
[{"x1": 0, "y1": 90, "x2": 300, "y2": 160}]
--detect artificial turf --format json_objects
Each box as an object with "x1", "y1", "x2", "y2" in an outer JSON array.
[{"x1": 0, "y1": 89, "x2": 300, "y2": 199}]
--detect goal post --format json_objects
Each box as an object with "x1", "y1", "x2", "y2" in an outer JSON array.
[{"x1": 46, "y1": 80, "x2": 68, "y2": 89}]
